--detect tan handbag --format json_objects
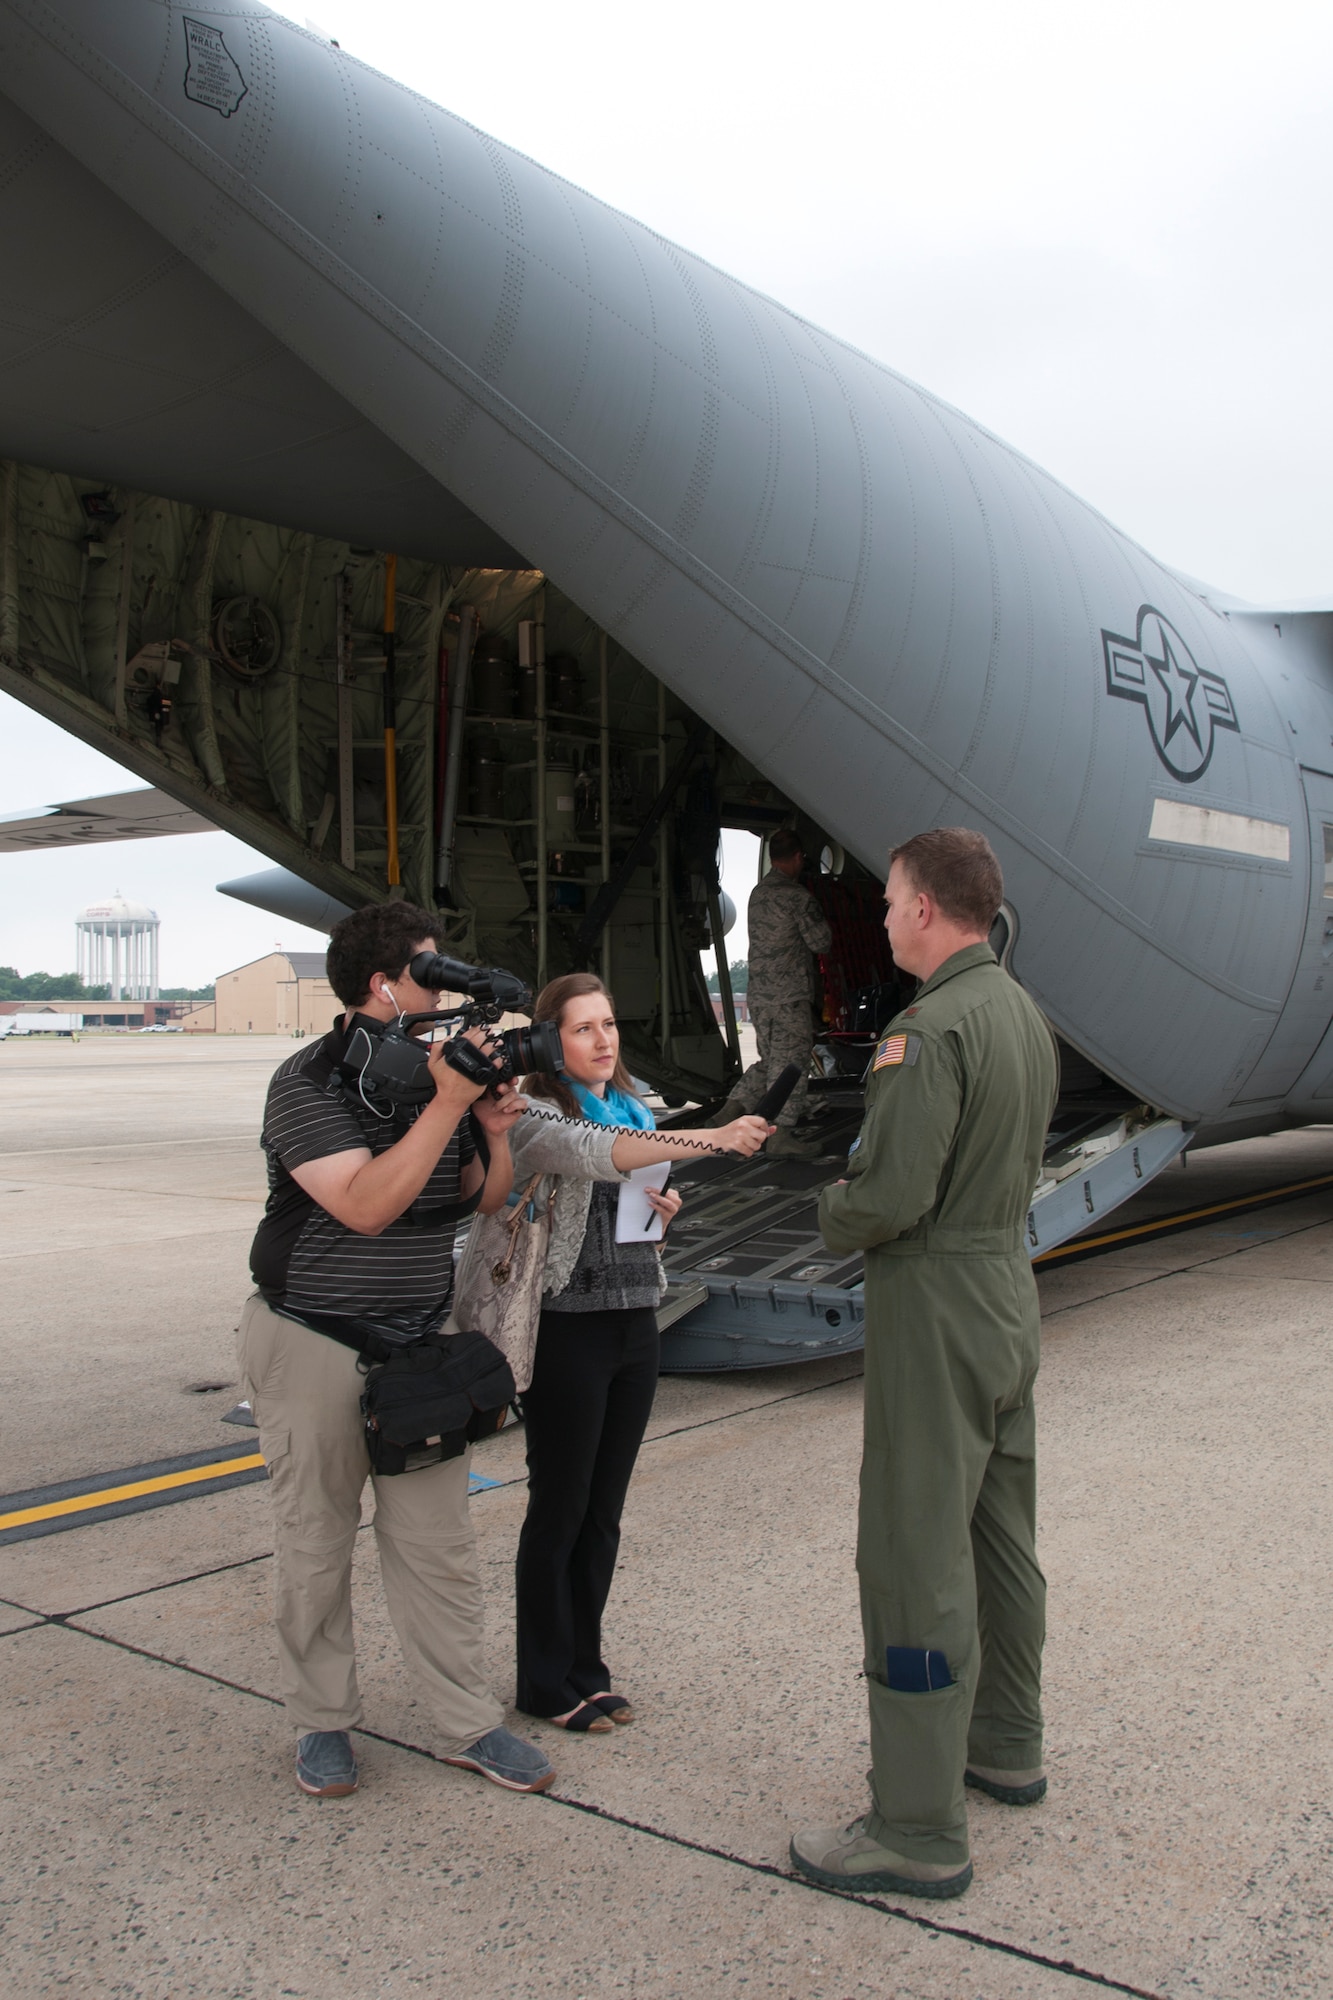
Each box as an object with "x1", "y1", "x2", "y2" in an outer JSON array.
[{"x1": 450, "y1": 1174, "x2": 556, "y2": 1395}]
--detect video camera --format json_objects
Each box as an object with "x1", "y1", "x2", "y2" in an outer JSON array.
[{"x1": 339, "y1": 952, "x2": 565, "y2": 1110}]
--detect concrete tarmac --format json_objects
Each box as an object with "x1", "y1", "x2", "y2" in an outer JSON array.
[{"x1": 2, "y1": 1036, "x2": 1331, "y2": 1997}]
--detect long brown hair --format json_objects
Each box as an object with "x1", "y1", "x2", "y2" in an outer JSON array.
[{"x1": 523, "y1": 972, "x2": 636, "y2": 1121}]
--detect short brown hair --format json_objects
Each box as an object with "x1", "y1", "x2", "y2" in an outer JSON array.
[
  {"x1": 769, "y1": 827, "x2": 803, "y2": 864},
  {"x1": 325, "y1": 901, "x2": 437, "y2": 1007},
  {"x1": 523, "y1": 972, "x2": 638, "y2": 1121},
  {"x1": 889, "y1": 828, "x2": 1002, "y2": 933}
]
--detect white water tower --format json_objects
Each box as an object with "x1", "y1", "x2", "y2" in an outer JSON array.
[{"x1": 76, "y1": 893, "x2": 160, "y2": 999}]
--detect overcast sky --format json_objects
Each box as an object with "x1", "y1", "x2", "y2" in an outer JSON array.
[{"x1": 4, "y1": 0, "x2": 1331, "y2": 984}]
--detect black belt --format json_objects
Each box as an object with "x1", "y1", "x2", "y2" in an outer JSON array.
[{"x1": 265, "y1": 1299, "x2": 439, "y2": 1362}]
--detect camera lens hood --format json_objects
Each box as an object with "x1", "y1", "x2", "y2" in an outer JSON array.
[{"x1": 409, "y1": 951, "x2": 531, "y2": 1012}]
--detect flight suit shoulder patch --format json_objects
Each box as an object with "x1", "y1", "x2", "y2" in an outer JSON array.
[{"x1": 873, "y1": 1031, "x2": 923, "y2": 1072}]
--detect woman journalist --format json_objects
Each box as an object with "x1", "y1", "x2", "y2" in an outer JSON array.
[{"x1": 508, "y1": 972, "x2": 770, "y2": 1732}]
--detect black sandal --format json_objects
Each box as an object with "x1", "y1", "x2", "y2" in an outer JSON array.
[
  {"x1": 547, "y1": 1700, "x2": 614, "y2": 1733},
  {"x1": 590, "y1": 1693, "x2": 634, "y2": 1724}
]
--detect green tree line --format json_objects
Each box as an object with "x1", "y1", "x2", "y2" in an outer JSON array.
[
  {"x1": 705, "y1": 959, "x2": 748, "y2": 996},
  {"x1": 0, "y1": 967, "x2": 214, "y2": 1003}
]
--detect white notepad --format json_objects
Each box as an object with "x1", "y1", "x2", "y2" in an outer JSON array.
[{"x1": 615, "y1": 1162, "x2": 672, "y2": 1242}]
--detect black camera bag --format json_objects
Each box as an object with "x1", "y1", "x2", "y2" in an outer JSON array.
[{"x1": 359, "y1": 1328, "x2": 516, "y2": 1476}]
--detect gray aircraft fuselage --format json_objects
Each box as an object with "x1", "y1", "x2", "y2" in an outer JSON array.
[{"x1": 2, "y1": 0, "x2": 1333, "y2": 1149}]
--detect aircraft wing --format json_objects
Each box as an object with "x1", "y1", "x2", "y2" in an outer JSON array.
[
  {"x1": 0, "y1": 788, "x2": 214, "y2": 853},
  {"x1": 0, "y1": 786, "x2": 345, "y2": 934}
]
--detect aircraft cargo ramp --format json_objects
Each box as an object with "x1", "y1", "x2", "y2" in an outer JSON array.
[
  {"x1": 657, "y1": 1078, "x2": 1188, "y2": 1370},
  {"x1": 659, "y1": 1083, "x2": 870, "y2": 1371}
]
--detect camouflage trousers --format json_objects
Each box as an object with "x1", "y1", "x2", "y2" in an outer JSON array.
[{"x1": 734, "y1": 1000, "x2": 816, "y2": 1129}]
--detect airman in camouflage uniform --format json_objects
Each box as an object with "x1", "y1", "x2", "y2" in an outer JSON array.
[{"x1": 724, "y1": 832, "x2": 832, "y2": 1155}]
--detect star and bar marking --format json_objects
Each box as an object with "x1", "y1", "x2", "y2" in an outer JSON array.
[{"x1": 1102, "y1": 605, "x2": 1239, "y2": 782}]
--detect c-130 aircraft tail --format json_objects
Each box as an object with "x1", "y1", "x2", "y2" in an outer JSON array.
[{"x1": 1, "y1": 0, "x2": 1330, "y2": 1362}]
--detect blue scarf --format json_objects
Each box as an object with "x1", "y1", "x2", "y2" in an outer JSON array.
[{"x1": 565, "y1": 1077, "x2": 656, "y2": 1132}]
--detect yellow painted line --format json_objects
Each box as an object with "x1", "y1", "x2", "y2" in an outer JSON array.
[
  {"x1": 0, "y1": 1453, "x2": 265, "y2": 1533},
  {"x1": 1034, "y1": 1171, "x2": 1333, "y2": 1265}
]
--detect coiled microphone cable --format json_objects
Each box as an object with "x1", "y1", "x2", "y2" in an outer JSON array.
[{"x1": 513, "y1": 1063, "x2": 804, "y2": 1153}]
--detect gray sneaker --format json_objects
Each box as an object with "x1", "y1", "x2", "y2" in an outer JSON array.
[
  {"x1": 295, "y1": 1729, "x2": 358, "y2": 1798},
  {"x1": 444, "y1": 1726, "x2": 555, "y2": 1793}
]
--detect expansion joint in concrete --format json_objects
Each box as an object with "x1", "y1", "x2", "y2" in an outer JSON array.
[{"x1": 2, "y1": 1606, "x2": 1167, "y2": 2000}]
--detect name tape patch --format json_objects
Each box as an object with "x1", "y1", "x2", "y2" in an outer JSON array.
[{"x1": 873, "y1": 1032, "x2": 922, "y2": 1072}]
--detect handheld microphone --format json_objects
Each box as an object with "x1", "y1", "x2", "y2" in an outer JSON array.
[{"x1": 751, "y1": 1063, "x2": 804, "y2": 1126}]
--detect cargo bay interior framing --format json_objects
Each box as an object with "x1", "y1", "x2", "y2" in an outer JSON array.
[{"x1": 0, "y1": 459, "x2": 903, "y2": 1103}]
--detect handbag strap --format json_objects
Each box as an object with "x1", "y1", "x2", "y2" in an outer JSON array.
[
  {"x1": 510, "y1": 1173, "x2": 545, "y2": 1233},
  {"x1": 492, "y1": 1173, "x2": 553, "y2": 1280}
]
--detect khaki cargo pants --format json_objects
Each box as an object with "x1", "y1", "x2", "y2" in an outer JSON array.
[{"x1": 238, "y1": 1295, "x2": 503, "y2": 1752}]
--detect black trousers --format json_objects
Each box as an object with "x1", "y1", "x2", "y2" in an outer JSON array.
[{"x1": 514, "y1": 1305, "x2": 660, "y2": 1717}]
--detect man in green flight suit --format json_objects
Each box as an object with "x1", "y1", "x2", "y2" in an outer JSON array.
[{"x1": 791, "y1": 827, "x2": 1058, "y2": 1900}]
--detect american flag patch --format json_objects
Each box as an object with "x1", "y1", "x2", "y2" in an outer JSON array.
[{"x1": 873, "y1": 1034, "x2": 909, "y2": 1071}]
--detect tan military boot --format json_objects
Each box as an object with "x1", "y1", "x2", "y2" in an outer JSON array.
[
  {"x1": 965, "y1": 1762, "x2": 1047, "y2": 1805},
  {"x1": 789, "y1": 1818, "x2": 972, "y2": 1898},
  {"x1": 703, "y1": 1096, "x2": 747, "y2": 1129},
  {"x1": 766, "y1": 1128, "x2": 825, "y2": 1158}
]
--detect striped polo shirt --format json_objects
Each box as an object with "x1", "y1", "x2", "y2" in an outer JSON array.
[{"x1": 250, "y1": 1017, "x2": 476, "y2": 1345}]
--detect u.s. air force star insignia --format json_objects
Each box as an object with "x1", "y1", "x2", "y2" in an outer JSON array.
[
  {"x1": 1101, "y1": 605, "x2": 1238, "y2": 783},
  {"x1": 183, "y1": 17, "x2": 248, "y2": 119}
]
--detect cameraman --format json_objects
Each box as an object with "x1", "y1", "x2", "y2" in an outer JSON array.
[{"x1": 238, "y1": 902, "x2": 553, "y2": 1801}]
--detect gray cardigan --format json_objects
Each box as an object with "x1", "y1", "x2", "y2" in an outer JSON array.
[{"x1": 507, "y1": 1095, "x2": 668, "y2": 1302}]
